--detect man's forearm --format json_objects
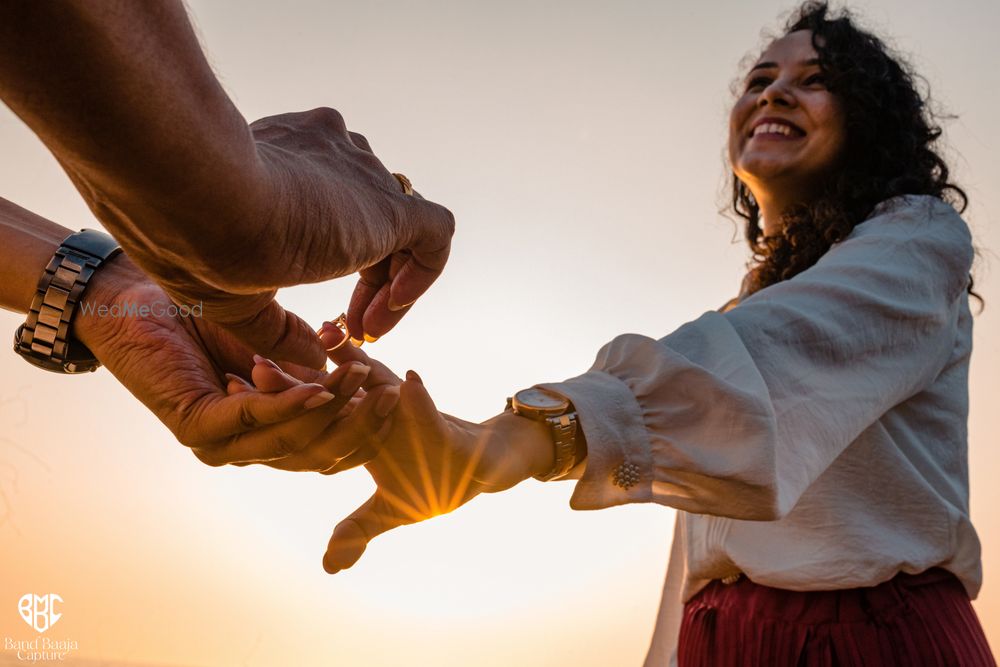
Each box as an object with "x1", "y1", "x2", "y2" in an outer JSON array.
[
  {"x1": 0, "y1": 198, "x2": 73, "y2": 314},
  {"x1": 0, "y1": 1, "x2": 261, "y2": 282}
]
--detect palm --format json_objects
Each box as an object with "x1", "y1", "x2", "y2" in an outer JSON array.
[
  {"x1": 90, "y1": 280, "x2": 247, "y2": 437},
  {"x1": 83, "y1": 274, "x2": 356, "y2": 465}
]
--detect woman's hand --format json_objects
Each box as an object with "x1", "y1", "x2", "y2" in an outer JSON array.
[
  {"x1": 229, "y1": 323, "x2": 554, "y2": 574},
  {"x1": 230, "y1": 322, "x2": 556, "y2": 573},
  {"x1": 322, "y1": 371, "x2": 552, "y2": 575}
]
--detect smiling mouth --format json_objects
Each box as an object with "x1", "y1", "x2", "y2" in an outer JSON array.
[{"x1": 748, "y1": 123, "x2": 806, "y2": 140}]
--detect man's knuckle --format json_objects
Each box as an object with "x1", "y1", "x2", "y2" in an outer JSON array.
[
  {"x1": 306, "y1": 106, "x2": 347, "y2": 131},
  {"x1": 192, "y1": 448, "x2": 225, "y2": 467},
  {"x1": 349, "y1": 132, "x2": 371, "y2": 148}
]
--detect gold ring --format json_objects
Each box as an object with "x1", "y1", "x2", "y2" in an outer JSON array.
[
  {"x1": 392, "y1": 173, "x2": 414, "y2": 196},
  {"x1": 319, "y1": 313, "x2": 351, "y2": 352}
]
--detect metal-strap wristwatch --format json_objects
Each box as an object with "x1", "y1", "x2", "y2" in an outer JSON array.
[
  {"x1": 506, "y1": 387, "x2": 581, "y2": 482},
  {"x1": 13, "y1": 229, "x2": 122, "y2": 374}
]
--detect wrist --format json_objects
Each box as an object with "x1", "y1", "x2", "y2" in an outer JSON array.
[
  {"x1": 483, "y1": 411, "x2": 556, "y2": 481},
  {"x1": 71, "y1": 253, "x2": 152, "y2": 355}
]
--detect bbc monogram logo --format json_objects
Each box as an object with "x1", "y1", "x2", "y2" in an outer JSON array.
[
  {"x1": 17, "y1": 594, "x2": 62, "y2": 633},
  {"x1": 3, "y1": 593, "x2": 78, "y2": 662}
]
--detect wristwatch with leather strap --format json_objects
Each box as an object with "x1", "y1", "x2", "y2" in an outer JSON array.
[
  {"x1": 13, "y1": 229, "x2": 122, "y2": 374},
  {"x1": 507, "y1": 387, "x2": 583, "y2": 482}
]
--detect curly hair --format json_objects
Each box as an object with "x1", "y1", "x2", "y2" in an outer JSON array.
[{"x1": 732, "y1": 1, "x2": 982, "y2": 309}]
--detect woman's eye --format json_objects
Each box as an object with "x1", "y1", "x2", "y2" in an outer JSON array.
[
  {"x1": 746, "y1": 77, "x2": 771, "y2": 90},
  {"x1": 804, "y1": 74, "x2": 826, "y2": 86}
]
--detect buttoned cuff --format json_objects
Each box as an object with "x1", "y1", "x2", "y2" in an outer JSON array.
[{"x1": 539, "y1": 369, "x2": 653, "y2": 511}]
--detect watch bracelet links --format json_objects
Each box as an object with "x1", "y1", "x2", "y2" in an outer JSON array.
[
  {"x1": 533, "y1": 413, "x2": 580, "y2": 482},
  {"x1": 15, "y1": 231, "x2": 121, "y2": 371}
]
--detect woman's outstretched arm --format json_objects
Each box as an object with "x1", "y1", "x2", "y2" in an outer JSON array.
[{"x1": 541, "y1": 195, "x2": 973, "y2": 519}]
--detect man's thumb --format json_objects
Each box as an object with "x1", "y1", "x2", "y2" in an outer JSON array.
[{"x1": 233, "y1": 300, "x2": 327, "y2": 369}]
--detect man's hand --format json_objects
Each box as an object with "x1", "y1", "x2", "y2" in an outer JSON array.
[
  {"x1": 0, "y1": 2, "x2": 454, "y2": 366},
  {"x1": 72, "y1": 253, "x2": 398, "y2": 466},
  {"x1": 245, "y1": 108, "x2": 454, "y2": 342}
]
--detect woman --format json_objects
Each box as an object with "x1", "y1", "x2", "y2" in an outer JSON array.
[{"x1": 235, "y1": 2, "x2": 993, "y2": 664}]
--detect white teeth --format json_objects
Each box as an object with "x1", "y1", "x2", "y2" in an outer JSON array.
[{"x1": 753, "y1": 122, "x2": 798, "y2": 137}]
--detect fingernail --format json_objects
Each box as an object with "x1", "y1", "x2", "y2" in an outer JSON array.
[
  {"x1": 253, "y1": 354, "x2": 283, "y2": 372},
  {"x1": 363, "y1": 333, "x2": 379, "y2": 343},
  {"x1": 224, "y1": 372, "x2": 253, "y2": 387},
  {"x1": 374, "y1": 386, "x2": 400, "y2": 418},
  {"x1": 350, "y1": 338, "x2": 364, "y2": 348},
  {"x1": 339, "y1": 364, "x2": 371, "y2": 397},
  {"x1": 304, "y1": 390, "x2": 337, "y2": 409},
  {"x1": 405, "y1": 370, "x2": 423, "y2": 384},
  {"x1": 387, "y1": 299, "x2": 416, "y2": 312}
]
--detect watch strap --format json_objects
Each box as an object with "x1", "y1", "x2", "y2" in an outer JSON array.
[
  {"x1": 14, "y1": 229, "x2": 122, "y2": 374},
  {"x1": 533, "y1": 412, "x2": 580, "y2": 482}
]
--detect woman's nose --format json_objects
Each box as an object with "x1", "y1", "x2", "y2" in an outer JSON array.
[{"x1": 758, "y1": 80, "x2": 795, "y2": 108}]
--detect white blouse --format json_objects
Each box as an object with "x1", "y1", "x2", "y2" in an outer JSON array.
[{"x1": 540, "y1": 194, "x2": 980, "y2": 666}]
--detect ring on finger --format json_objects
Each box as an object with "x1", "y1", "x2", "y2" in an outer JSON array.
[
  {"x1": 319, "y1": 313, "x2": 351, "y2": 352},
  {"x1": 392, "y1": 173, "x2": 414, "y2": 195}
]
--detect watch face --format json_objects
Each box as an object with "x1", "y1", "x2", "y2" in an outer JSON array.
[{"x1": 513, "y1": 387, "x2": 570, "y2": 412}]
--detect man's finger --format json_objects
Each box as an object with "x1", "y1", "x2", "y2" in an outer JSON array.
[
  {"x1": 346, "y1": 258, "x2": 390, "y2": 341},
  {"x1": 242, "y1": 301, "x2": 327, "y2": 369},
  {"x1": 191, "y1": 290, "x2": 326, "y2": 370},
  {"x1": 360, "y1": 202, "x2": 453, "y2": 339}
]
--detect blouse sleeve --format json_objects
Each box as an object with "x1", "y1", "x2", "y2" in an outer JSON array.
[{"x1": 539, "y1": 195, "x2": 974, "y2": 519}]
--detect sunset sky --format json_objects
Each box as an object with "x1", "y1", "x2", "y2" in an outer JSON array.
[{"x1": 1, "y1": 1, "x2": 998, "y2": 664}]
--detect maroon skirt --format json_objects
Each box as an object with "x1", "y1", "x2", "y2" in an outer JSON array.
[{"x1": 678, "y1": 568, "x2": 995, "y2": 666}]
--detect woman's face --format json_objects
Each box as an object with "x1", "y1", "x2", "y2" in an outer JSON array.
[{"x1": 729, "y1": 30, "x2": 846, "y2": 207}]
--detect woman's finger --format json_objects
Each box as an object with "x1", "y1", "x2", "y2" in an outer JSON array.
[
  {"x1": 319, "y1": 325, "x2": 401, "y2": 388},
  {"x1": 251, "y1": 354, "x2": 301, "y2": 392},
  {"x1": 274, "y1": 359, "x2": 329, "y2": 384},
  {"x1": 196, "y1": 381, "x2": 394, "y2": 467},
  {"x1": 323, "y1": 489, "x2": 417, "y2": 574},
  {"x1": 184, "y1": 382, "x2": 337, "y2": 448},
  {"x1": 246, "y1": 355, "x2": 371, "y2": 398},
  {"x1": 224, "y1": 373, "x2": 254, "y2": 394},
  {"x1": 256, "y1": 384, "x2": 399, "y2": 472}
]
